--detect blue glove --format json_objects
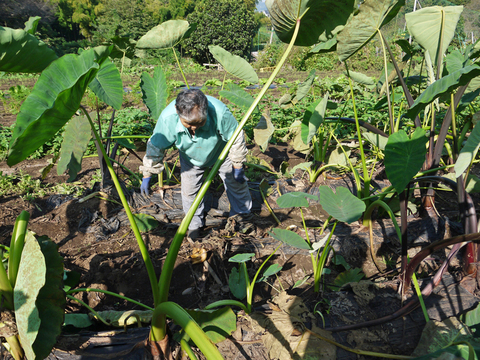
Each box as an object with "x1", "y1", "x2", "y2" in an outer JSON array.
[
  {"x1": 141, "y1": 177, "x2": 151, "y2": 196},
  {"x1": 232, "y1": 166, "x2": 248, "y2": 184}
]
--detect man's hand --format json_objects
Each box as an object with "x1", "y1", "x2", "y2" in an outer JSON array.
[
  {"x1": 141, "y1": 177, "x2": 151, "y2": 196},
  {"x1": 232, "y1": 166, "x2": 248, "y2": 184}
]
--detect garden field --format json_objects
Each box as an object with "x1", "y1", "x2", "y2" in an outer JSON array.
[{"x1": 3, "y1": 1, "x2": 480, "y2": 359}]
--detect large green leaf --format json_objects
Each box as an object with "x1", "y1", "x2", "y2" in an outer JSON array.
[
  {"x1": 88, "y1": 58, "x2": 123, "y2": 110},
  {"x1": 318, "y1": 186, "x2": 366, "y2": 223},
  {"x1": 301, "y1": 93, "x2": 328, "y2": 144},
  {"x1": 254, "y1": 113, "x2": 275, "y2": 152},
  {"x1": 7, "y1": 49, "x2": 100, "y2": 166},
  {"x1": 384, "y1": 128, "x2": 428, "y2": 193},
  {"x1": 445, "y1": 49, "x2": 471, "y2": 75},
  {"x1": 455, "y1": 121, "x2": 480, "y2": 177},
  {"x1": 266, "y1": 0, "x2": 356, "y2": 46},
  {"x1": 337, "y1": 0, "x2": 405, "y2": 61},
  {"x1": 269, "y1": 228, "x2": 312, "y2": 250},
  {"x1": 276, "y1": 191, "x2": 318, "y2": 208},
  {"x1": 406, "y1": 65, "x2": 480, "y2": 120},
  {"x1": 33, "y1": 236, "x2": 65, "y2": 359},
  {"x1": 209, "y1": 45, "x2": 258, "y2": 83},
  {"x1": 405, "y1": 6, "x2": 463, "y2": 65},
  {"x1": 141, "y1": 66, "x2": 168, "y2": 121},
  {"x1": 218, "y1": 83, "x2": 258, "y2": 113},
  {"x1": 136, "y1": 20, "x2": 196, "y2": 49},
  {"x1": 24, "y1": 17, "x2": 41, "y2": 35},
  {"x1": 0, "y1": 26, "x2": 57, "y2": 73},
  {"x1": 15, "y1": 232, "x2": 65, "y2": 360},
  {"x1": 181, "y1": 307, "x2": 237, "y2": 344},
  {"x1": 57, "y1": 115, "x2": 92, "y2": 182}
]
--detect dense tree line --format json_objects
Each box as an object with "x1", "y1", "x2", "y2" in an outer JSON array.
[{"x1": 0, "y1": 0, "x2": 259, "y2": 63}]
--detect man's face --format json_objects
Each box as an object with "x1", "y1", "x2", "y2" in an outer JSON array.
[{"x1": 179, "y1": 109, "x2": 206, "y2": 135}]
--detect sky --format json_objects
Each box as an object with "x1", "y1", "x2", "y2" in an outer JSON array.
[{"x1": 256, "y1": 0, "x2": 268, "y2": 12}]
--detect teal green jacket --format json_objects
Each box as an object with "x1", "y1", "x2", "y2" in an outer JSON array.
[{"x1": 140, "y1": 95, "x2": 247, "y2": 177}]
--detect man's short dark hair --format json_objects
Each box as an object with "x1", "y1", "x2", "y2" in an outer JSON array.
[{"x1": 175, "y1": 89, "x2": 208, "y2": 124}]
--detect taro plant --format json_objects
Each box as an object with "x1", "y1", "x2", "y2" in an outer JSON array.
[
  {"x1": 204, "y1": 251, "x2": 283, "y2": 314},
  {"x1": 2, "y1": 22, "x2": 226, "y2": 359},
  {"x1": 3, "y1": 0, "x2": 368, "y2": 357},
  {"x1": 269, "y1": 188, "x2": 365, "y2": 292},
  {"x1": 0, "y1": 211, "x2": 65, "y2": 360}
]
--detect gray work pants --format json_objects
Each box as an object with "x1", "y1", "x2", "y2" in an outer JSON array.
[{"x1": 180, "y1": 154, "x2": 252, "y2": 230}]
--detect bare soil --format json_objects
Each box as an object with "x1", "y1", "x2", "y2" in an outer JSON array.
[{"x1": 0, "y1": 71, "x2": 479, "y2": 359}]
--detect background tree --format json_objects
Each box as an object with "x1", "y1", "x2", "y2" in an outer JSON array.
[
  {"x1": 93, "y1": 0, "x2": 196, "y2": 43},
  {"x1": 183, "y1": 0, "x2": 257, "y2": 64}
]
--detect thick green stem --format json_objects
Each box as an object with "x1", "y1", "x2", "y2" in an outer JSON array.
[
  {"x1": 82, "y1": 108, "x2": 160, "y2": 305},
  {"x1": 173, "y1": 48, "x2": 190, "y2": 89},
  {"x1": 345, "y1": 64, "x2": 370, "y2": 200},
  {"x1": 5, "y1": 335, "x2": 23, "y2": 360},
  {"x1": 153, "y1": 17, "x2": 304, "y2": 341},
  {"x1": 151, "y1": 302, "x2": 223, "y2": 360},
  {"x1": 8, "y1": 210, "x2": 29, "y2": 289}
]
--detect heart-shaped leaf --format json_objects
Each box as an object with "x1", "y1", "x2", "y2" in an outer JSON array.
[
  {"x1": 57, "y1": 115, "x2": 92, "y2": 182},
  {"x1": 89, "y1": 58, "x2": 123, "y2": 110},
  {"x1": 7, "y1": 49, "x2": 100, "y2": 166},
  {"x1": 254, "y1": 113, "x2": 275, "y2": 152},
  {"x1": 406, "y1": 6, "x2": 463, "y2": 65},
  {"x1": 133, "y1": 213, "x2": 159, "y2": 232},
  {"x1": 267, "y1": 0, "x2": 356, "y2": 46},
  {"x1": 332, "y1": 268, "x2": 364, "y2": 289},
  {"x1": 318, "y1": 186, "x2": 366, "y2": 223},
  {"x1": 257, "y1": 263, "x2": 283, "y2": 283},
  {"x1": 269, "y1": 228, "x2": 312, "y2": 250},
  {"x1": 337, "y1": 0, "x2": 404, "y2": 61},
  {"x1": 276, "y1": 191, "x2": 318, "y2": 208},
  {"x1": 455, "y1": 121, "x2": 480, "y2": 177},
  {"x1": 141, "y1": 66, "x2": 168, "y2": 121},
  {"x1": 384, "y1": 127, "x2": 428, "y2": 193},
  {"x1": 136, "y1": 20, "x2": 196, "y2": 49},
  {"x1": 209, "y1": 45, "x2": 258, "y2": 83},
  {"x1": 229, "y1": 253, "x2": 255, "y2": 263},
  {"x1": 0, "y1": 26, "x2": 58, "y2": 73},
  {"x1": 301, "y1": 93, "x2": 328, "y2": 144}
]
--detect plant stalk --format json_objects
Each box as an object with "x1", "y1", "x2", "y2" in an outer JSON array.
[
  {"x1": 153, "y1": 16, "x2": 304, "y2": 341},
  {"x1": 82, "y1": 107, "x2": 160, "y2": 306}
]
